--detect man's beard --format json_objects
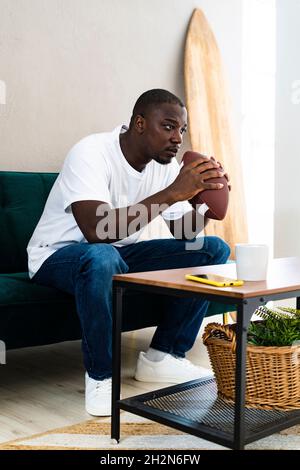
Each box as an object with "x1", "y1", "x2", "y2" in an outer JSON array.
[{"x1": 153, "y1": 155, "x2": 171, "y2": 165}]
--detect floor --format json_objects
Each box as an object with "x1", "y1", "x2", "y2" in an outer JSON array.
[{"x1": 0, "y1": 318, "x2": 216, "y2": 444}]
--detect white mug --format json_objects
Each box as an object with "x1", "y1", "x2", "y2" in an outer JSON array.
[{"x1": 235, "y1": 244, "x2": 269, "y2": 281}]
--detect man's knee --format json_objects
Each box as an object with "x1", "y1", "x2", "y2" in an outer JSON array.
[
  {"x1": 79, "y1": 243, "x2": 128, "y2": 274},
  {"x1": 205, "y1": 236, "x2": 231, "y2": 262}
]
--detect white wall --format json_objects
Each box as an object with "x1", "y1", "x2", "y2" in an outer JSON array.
[
  {"x1": 0, "y1": 0, "x2": 242, "y2": 172},
  {"x1": 274, "y1": 0, "x2": 300, "y2": 257},
  {"x1": 241, "y1": 0, "x2": 275, "y2": 251}
]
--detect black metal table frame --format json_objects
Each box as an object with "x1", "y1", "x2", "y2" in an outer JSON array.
[{"x1": 111, "y1": 280, "x2": 300, "y2": 450}]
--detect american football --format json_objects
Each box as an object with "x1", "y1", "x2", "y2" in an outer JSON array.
[{"x1": 182, "y1": 151, "x2": 229, "y2": 220}]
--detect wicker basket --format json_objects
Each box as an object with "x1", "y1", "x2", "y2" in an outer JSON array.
[{"x1": 202, "y1": 322, "x2": 300, "y2": 411}]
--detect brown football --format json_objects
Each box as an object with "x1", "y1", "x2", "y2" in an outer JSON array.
[{"x1": 182, "y1": 151, "x2": 229, "y2": 220}]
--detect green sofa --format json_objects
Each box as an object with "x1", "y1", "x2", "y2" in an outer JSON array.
[{"x1": 0, "y1": 171, "x2": 234, "y2": 351}]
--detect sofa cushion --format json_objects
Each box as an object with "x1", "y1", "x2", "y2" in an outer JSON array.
[
  {"x1": 0, "y1": 171, "x2": 58, "y2": 273},
  {"x1": 0, "y1": 272, "x2": 74, "y2": 306},
  {"x1": 0, "y1": 272, "x2": 81, "y2": 350}
]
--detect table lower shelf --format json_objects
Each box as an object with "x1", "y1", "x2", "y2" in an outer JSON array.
[{"x1": 117, "y1": 378, "x2": 300, "y2": 449}]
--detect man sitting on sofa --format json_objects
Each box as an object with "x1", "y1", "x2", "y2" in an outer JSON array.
[{"x1": 27, "y1": 89, "x2": 230, "y2": 416}]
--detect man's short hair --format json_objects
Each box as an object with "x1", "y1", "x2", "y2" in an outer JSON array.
[{"x1": 129, "y1": 89, "x2": 185, "y2": 128}]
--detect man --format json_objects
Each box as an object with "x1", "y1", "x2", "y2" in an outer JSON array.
[{"x1": 27, "y1": 89, "x2": 230, "y2": 416}]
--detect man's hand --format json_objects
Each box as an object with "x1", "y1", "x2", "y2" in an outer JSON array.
[
  {"x1": 168, "y1": 155, "x2": 225, "y2": 202},
  {"x1": 210, "y1": 156, "x2": 231, "y2": 191}
]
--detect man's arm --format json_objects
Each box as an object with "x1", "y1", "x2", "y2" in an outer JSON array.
[
  {"x1": 164, "y1": 208, "x2": 209, "y2": 240},
  {"x1": 71, "y1": 187, "x2": 177, "y2": 244}
]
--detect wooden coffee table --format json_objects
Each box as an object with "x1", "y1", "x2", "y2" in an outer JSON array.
[{"x1": 111, "y1": 257, "x2": 300, "y2": 450}]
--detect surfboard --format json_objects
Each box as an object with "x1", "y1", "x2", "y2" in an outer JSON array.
[{"x1": 184, "y1": 9, "x2": 248, "y2": 256}]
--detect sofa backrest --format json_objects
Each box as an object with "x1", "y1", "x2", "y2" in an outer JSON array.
[{"x1": 0, "y1": 171, "x2": 58, "y2": 273}]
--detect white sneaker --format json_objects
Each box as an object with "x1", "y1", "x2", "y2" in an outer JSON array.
[
  {"x1": 134, "y1": 352, "x2": 214, "y2": 384},
  {"x1": 85, "y1": 373, "x2": 112, "y2": 416}
]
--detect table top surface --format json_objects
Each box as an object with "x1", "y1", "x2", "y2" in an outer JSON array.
[{"x1": 113, "y1": 257, "x2": 300, "y2": 299}]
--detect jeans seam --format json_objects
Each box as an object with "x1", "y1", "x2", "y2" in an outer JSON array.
[
  {"x1": 73, "y1": 266, "x2": 96, "y2": 374},
  {"x1": 82, "y1": 330, "x2": 94, "y2": 373}
]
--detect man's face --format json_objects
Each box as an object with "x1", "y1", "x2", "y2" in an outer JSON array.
[{"x1": 139, "y1": 103, "x2": 188, "y2": 165}]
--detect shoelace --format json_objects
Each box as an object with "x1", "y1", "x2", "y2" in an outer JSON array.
[
  {"x1": 176, "y1": 357, "x2": 199, "y2": 369},
  {"x1": 95, "y1": 378, "x2": 112, "y2": 392}
]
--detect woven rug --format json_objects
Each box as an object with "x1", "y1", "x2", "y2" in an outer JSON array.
[{"x1": 0, "y1": 413, "x2": 299, "y2": 450}]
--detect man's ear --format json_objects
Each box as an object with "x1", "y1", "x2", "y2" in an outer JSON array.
[{"x1": 135, "y1": 114, "x2": 146, "y2": 134}]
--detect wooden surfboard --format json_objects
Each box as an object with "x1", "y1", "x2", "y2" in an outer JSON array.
[{"x1": 184, "y1": 9, "x2": 248, "y2": 256}]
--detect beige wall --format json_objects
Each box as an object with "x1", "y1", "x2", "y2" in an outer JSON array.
[{"x1": 0, "y1": 0, "x2": 242, "y2": 171}]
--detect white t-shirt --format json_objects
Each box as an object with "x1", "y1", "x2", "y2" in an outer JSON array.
[{"x1": 27, "y1": 125, "x2": 192, "y2": 278}]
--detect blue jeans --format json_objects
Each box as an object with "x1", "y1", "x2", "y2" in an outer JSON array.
[{"x1": 33, "y1": 237, "x2": 230, "y2": 380}]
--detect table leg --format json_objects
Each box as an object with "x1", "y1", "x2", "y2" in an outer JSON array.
[
  {"x1": 111, "y1": 284, "x2": 125, "y2": 443},
  {"x1": 234, "y1": 298, "x2": 261, "y2": 450}
]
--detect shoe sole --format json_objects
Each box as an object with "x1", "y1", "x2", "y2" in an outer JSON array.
[
  {"x1": 134, "y1": 373, "x2": 214, "y2": 384},
  {"x1": 85, "y1": 395, "x2": 123, "y2": 416},
  {"x1": 85, "y1": 406, "x2": 111, "y2": 416}
]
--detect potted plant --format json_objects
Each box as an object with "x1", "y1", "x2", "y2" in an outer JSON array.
[{"x1": 248, "y1": 306, "x2": 300, "y2": 347}]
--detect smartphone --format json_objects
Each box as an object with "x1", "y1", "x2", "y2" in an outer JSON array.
[{"x1": 185, "y1": 273, "x2": 244, "y2": 287}]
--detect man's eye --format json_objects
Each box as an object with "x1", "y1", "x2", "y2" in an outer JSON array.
[
  {"x1": 181, "y1": 128, "x2": 187, "y2": 135},
  {"x1": 163, "y1": 124, "x2": 174, "y2": 131}
]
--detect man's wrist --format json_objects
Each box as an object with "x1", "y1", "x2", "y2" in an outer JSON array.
[{"x1": 162, "y1": 187, "x2": 178, "y2": 206}]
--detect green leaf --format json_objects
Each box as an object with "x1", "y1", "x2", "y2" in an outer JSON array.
[{"x1": 247, "y1": 306, "x2": 300, "y2": 346}]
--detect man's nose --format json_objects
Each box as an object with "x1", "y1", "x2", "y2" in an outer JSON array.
[{"x1": 171, "y1": 129, "x2": 183, "y2": 144}]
